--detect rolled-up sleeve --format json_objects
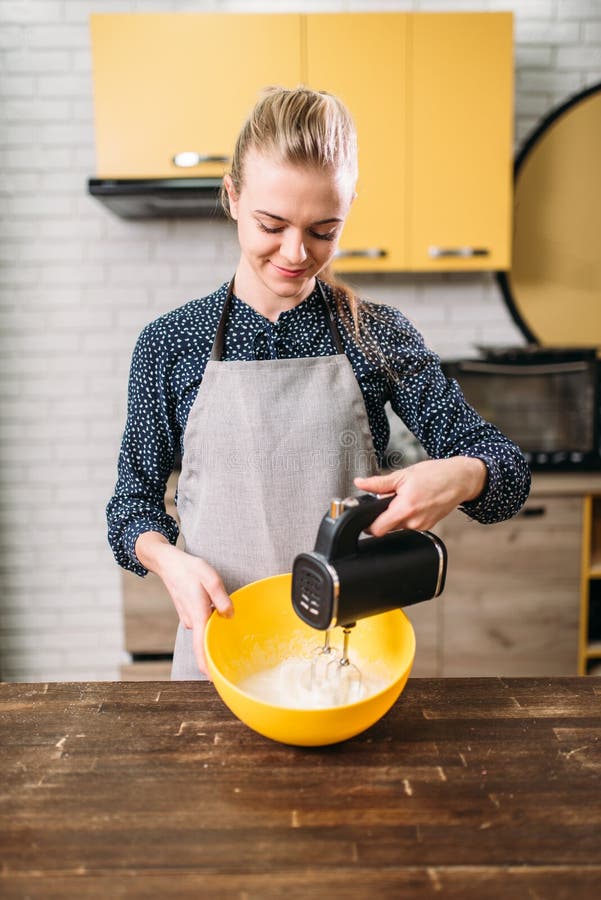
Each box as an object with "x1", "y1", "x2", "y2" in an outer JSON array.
[{"x1": 106, "y1": 324, "x2": 180, "y2": 575}]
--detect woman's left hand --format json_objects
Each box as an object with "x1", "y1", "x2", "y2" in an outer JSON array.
[{"x1": 354, "y1": 456, "x2": 488, "y2": 535}]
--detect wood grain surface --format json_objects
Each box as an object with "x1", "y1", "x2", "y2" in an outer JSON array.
[{"x1": 1, "y1": 678, "x2": 600, "y2": 899}]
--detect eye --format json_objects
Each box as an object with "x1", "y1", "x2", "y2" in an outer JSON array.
[
  {"x1": 256, "y1": 220, "x2": 338, "y2": 241},
  {"x1": 257, "y1": 222, "x2": 284, "y2": 234},
  {"x1": 309, "y1": 229, "x2": 337, "y2": 242}
]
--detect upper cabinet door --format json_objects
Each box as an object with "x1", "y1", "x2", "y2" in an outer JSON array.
[
  {"x1": 408, "y1": 13, "x2": 513, "y2": 271},
  {"x1": 90, "y1": 13, "x2": 302, "y2": 179},
  {"x1": 304, "y1": 13, "x2": 408, "y2": 272}
]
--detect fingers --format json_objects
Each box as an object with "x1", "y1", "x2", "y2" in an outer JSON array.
[
  {"x1": 354, "y1": 473, "x2": 401, "y2": 495},
  {"x1": 189, "y1": 583, "x2": 217, "y2": 676},
  {"x1": 357, "y1": 460, "x2": 462, "y2": 534},
  {"x1": 368, "y1": 508, "x2": 402, "y2": 537},
  {"x1": 192, "y1": 565, "x2": 233, "y2": 676},
  {"x1": 354, "y1": 473, "x2": 404, "y2": 535},
  {"x1": 355, "y1": 469, "x2": 433, "y2": 534},
  {"x1": 198, "y1": 561, "x2": 234, "y2": 618},
  {"x1": 371, "y1": 508, "x2": 430, "y2": 535},
  {"x1": 189, "y1": 569, "x2": 232, "y2": 675},
  {"x1": 192, "y1": 616, "x2": 210, "y2": 676}
]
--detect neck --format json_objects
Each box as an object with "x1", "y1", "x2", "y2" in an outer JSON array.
[{"x1": 233, "y1": 261, "x2": 317, "y2": 322}]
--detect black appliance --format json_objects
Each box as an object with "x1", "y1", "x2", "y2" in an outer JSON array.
[
  {"x1": 444, "y1": 346, "x2": 601, "y2": 471},
  {"x1": 87, "y1": 178, "x2": 226, "y2": 219},
  {"x1": 291, "y1": 493, "x2": 447, "y2": 630}
]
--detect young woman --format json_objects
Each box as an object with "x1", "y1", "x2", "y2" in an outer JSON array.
[{"x1": 107, "y1": 87, "x2": 530, "y2": 679}]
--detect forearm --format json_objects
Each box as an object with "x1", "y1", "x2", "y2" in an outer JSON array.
[
  {"x1": 106, "y1": 492, "x2": 179, "y2": 575},
  {"x1": 448, "y1": 455, "x2": 488, "y2": 504},
  {"x1": 457, "y1": 445, "x2": 531, "y2": 524},
  {"x1": 134, "y1": 530, "x2": 179, "y2": 578},
  {"x1": 106, "y1": 320, "x2": 181, "y2": 575},
  {"x1": 390, "y1": 358, "x2": 529, "y2": 523}
]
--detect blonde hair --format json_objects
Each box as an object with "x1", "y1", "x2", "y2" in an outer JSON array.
[{"x1": 221, "y1": 85, "x2": 363, "y2": 334}]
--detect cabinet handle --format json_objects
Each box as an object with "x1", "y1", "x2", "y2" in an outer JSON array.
[
  {"x1": 334, "y1": 248, "x2": 388, "y2": 259},
  {"x1": 518, "y1": 506, "x2": 547, "y2": 518},
  {"x1": 172, "y1": 152, "x2": 231, "y2": 168},
  {"x1": 428, "y1": 246, "x2": 490, "y2": 258}
]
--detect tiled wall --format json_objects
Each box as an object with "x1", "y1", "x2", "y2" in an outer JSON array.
[{"x1": 1, "y1": 0, "x2": 600, "y2": 681}]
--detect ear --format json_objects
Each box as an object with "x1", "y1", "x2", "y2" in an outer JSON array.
[{"x1": 223, "y1": 174, "x2": 239, "y2": 220}]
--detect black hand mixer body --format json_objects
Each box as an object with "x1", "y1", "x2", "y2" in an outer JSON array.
[{"x1": 292, "y1": 493, "x2": 447, "y2": 630}]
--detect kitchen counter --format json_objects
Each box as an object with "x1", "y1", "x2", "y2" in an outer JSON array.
[
  {"x1": 531, "y1": 472, "x2": 601, "y2": 495},
  {"x1": 1, "y1": 678, "x2": 600, "y2": 898}
]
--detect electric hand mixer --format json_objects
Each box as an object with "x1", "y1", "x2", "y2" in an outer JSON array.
[{"x1": 291, "y1": 493, "x2": 447, "y2": 703}]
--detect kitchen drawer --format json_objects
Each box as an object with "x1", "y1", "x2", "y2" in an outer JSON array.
[
  {"x1": 122, "y1": 568, "x2": 178, "y2": 656},
  {"x1": 404, "y1": 596, "x2": 441, "y2": 677},
  {"x1": 122, "y1": 470, "x2": 180, "y2": 677},
  {"x1": 438, "y1": 495, "x2": 583, "y2": 676},
  {"x1": 120, "y1": 660, "x2": 172, "y2": 681}
]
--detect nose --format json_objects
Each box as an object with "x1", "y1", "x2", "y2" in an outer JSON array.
[{"x1": 280, "y1": 229, "x2": 308, "y2": 266}]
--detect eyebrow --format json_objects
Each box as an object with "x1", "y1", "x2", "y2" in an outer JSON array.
[{"x1": 253, "y1": 209, "x2": 343, "y2": 226}]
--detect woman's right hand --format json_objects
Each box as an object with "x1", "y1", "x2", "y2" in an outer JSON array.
[{"x1": 134, "y1": 532, "x2": 233, "y2": 676}]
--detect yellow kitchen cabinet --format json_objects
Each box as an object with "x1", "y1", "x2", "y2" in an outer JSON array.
[
  {"x1": 579, "y1": 495, "x2": 601, "y2": 674},
  {"x1": 408, "y1": 13, "x2": 513, "y2": 270},
  {"x1": 90, "y1": 12, "x2": 513, "y2": 271},
  {"x1": 305, "y1": 13, "x2": 408, "y2": 272},
  {"x1": 90, "y1": 13, "x2": 302, "y2": 179}
]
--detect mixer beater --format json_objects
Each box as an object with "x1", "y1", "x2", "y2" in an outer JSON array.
[
  {"x1": 310, "y1": 629, "x2": 338, "y2": 683},
  {"x1": 308, "y1": 626, "x2": 362, "y2": 704},
  {"x1": 328, "y1": 626, "x2": 362, "y2": 703}
]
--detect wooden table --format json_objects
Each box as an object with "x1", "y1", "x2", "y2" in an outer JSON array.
[{"x1": 1, "y1": 678, "x2": 600, "y2": 899}]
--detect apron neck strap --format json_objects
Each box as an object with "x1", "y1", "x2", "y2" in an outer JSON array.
[
  {"x1": 210, "y1": 277, "x2": 345, "y2": 361},
  {"x1": 210, "y1": 278, "x2": 235, "y2": 362},
  {"x1": 316, "y1": 278, "x2": 345, "y2": 354}
]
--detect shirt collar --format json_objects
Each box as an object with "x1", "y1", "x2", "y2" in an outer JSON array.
[{"x1": 228, "y1": 281, "x2": 326, "y2": 335}]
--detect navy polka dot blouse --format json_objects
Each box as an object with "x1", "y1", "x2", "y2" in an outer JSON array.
[{"x1": 106, "y1": 279, "x2": 531, "y2": 576}]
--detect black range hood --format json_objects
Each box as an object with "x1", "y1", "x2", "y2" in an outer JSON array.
[{"x1": 87, "y1": 177, "x2": 226, "y2": 219}]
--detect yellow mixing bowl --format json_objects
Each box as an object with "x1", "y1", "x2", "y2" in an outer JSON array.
[{"x1": 204, "y1": 572, "x2": 416, "y2": 747}]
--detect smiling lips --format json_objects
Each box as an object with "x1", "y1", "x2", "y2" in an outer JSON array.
[{"x1": 271, "y1": 262, "x2": 309, "y2": 278}]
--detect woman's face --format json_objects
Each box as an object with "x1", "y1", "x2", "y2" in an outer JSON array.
[{"x1": 224, "y1": 149, "x2": 354, "y2": 309}]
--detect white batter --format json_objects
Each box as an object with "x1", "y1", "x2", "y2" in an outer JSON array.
[{"x1": 236, "y1": 654, "x2": 388, "y2": 709}]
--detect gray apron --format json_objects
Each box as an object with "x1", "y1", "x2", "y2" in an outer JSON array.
[{"x1": 171, "y1": 279, "x2": 378, "y2": 679}]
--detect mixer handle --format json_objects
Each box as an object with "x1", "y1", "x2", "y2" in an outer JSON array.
[{"x1": 314, "y1": 492, "x2": 395, "y2": 561}]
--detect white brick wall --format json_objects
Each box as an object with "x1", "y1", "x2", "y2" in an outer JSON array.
[{"x1": 1, "y1": 0, "x2": 600, "y2": 681}]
